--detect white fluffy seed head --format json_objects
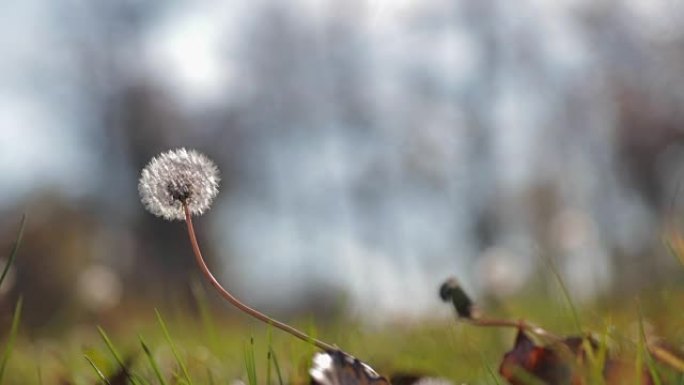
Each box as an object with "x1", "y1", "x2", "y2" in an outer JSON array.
[{"x1": 138, "y1": 148, "x2": 220, "y2": 221}]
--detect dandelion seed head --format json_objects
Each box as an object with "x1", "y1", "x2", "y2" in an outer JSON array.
[{"x1": 138, "y1": 148, "x2": 220, "y2": 221}]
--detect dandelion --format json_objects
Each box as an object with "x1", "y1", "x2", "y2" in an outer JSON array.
[
  {"x1": 139, "y1": 148, "x2": 335, "y2": 351},
  {"x1": 139, "y1": 148, "x2": 220, "y2": 221}
]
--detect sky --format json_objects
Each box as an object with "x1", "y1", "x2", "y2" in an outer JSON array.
[{"x1": 1, "y1": 0, "x2": 681, "y2": 320}]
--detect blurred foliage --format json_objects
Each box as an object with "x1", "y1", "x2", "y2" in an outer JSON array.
[{"x1": 0, "y1": 282, "x2": 682, "y2": 384}]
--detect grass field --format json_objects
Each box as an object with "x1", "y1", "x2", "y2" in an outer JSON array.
[
  {"x1": 1, "y1": 216, "x2": 683, "y2": 384},
  {"x1": 1, "y1": 279, "x2": 682, "y2": 384}
]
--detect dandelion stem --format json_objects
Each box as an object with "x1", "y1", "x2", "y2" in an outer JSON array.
[{"x1": 182, "y1": 203, "x2": 335, "y2": 351}]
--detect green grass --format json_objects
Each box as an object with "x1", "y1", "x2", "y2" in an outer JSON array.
[
  {"x1": 0, "y1": 298, "x2": 23, "y2": 385},
  {"x1": 139, "y1": 334, "x2": 170, "y2": 385},
  {"x1": 244, "y1": 337, "x2": 257, "y2": 385},
  {"x1": 0, "y1": 214, "x2": 25, "y2": 290},
  {"x1": 84, "y1": 354, "x2": 111, "y2": 385},
  {"x1": 0, "y1": 213, "x2": 682, "y2": 384},
  {"x1": 0, "y1": 215, "x2": 25, "y2": 385},
  {"x1": 155, "y1": 309, "x2": 194, "y2": 385},
  {"x1": 0, "y1": 294, "x2": 681, "y2": 384}
]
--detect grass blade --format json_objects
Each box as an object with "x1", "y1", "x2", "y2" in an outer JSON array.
[
  {"x1": 0, "y1": 215, "x2": 26, "y2": 289},
  {"x1": 540, "y1": 254, "x2": 582, "y2": 333},
  {"x1": 637, "y1": 303, "x2": 663, "y2": 385},
  {"x1": 85, "y1": 354, "x2": 112, "y2": 385},
  {"x1": 585, "y1": 331, "x2": 609, "y2": 385},
  {"x1": 191, "y1": 280, "x2": 218, "y2": 353},
  {"x1": 36, "y1": 363, "x2": 43, "y2": 385},
  {"x1": 244, "y1": 337, "x2": 257, "y2": 385},
  {"x1": 649, "y1": 344, "x2": 684, "y2": 373},
  {"x1": 664, "y1": 227, "x2": 684, "y2": 266},
  {"x1": 155, "y1": 309, "x2": 194, "y2": 385},
  {"x1": 0, "y1": 297, "x2": 22, "y2": 385},
  {"x1": 96, "y1": 327, "x2": 126, "y2": 371},
  {"x1": 140, "y1": 335, "x2": 169, "y2": 385},
  {"x1": 97, "y1": 326, "x2": 140, "y2": 385},
  {"x1": 269, "y1": 347, "x2": 284, "y2": 385},
  {"x1": 266, "y1": 327, "x2": 272, "y2": 385},
  {"x1": 481, "y1": 356, "x2": 502, "y2": 385},
  {"x1": 305, "y1": 321, "x2": 319, "y2": 360}
]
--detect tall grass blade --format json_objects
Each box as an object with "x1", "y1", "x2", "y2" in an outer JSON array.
[
  {"x1": 244, "y1": 337, "x2": 257, "y2": 385},
  {"x1": 305, "y1": 321, "x2": 319, "y2": 359},
  {"x1": 191, "y1": 280, "x2": 218, "y2": 353},
  {"x1": 637, "y1": 327, "x2": 645, "y2": 385},
  {"x1": 269, "y1": 347, "x2": 284, "y2": 385},
  {"x1": 96, "y1": 326, "x2": 140, "y2": 385},
  {"x1": 482, "y1": 359, "x2": 503, "y2": 385},
  {"x1": 266, "y1": 326, "x2": 273, "y2": 385},
  {"x1": 540, "y1": 254, "x2": 582, "y2": 333},
  {"x1": 664, "y1": 238, "x2": 681, "y2": 266},
  {"x1": 0, "y1": 297, "x2": 22, "y2": 385},
  {"x1": 664, "y1": 229, "x2": 684, "y2": 266},
  {"x1": 665, "y1": 178, "x2": 684, "y2": 266},
  {"x1": 0, "y1": 215, "x2": 26, "y2": 289},
  {"x1": 85, "y1": 354, "x2": 112, "y2": 385},
  {"x1": 140, "y1": 335, "x2": 169, "y2": 385},
  {"x1": 36, "y1": 363, "x2": 43, "y2": 385},
  {"x1": 588, "y1": 331, "x2": 609, "y2": 385},
  {"x1": 97, "y1": 327, "x2": 126, "y2": 369},
  {"x1": 155, "y1": 309, "x2": 194, "y2": 385},
  {"x1": 638, "y1": 304, "x2": 663, "y2": 385},
  {"x1": 649, "y1": 344, "x2": 684, "y2": 373}
]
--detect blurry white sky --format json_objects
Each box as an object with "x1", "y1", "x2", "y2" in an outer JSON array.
[
  {"x1": 1, "y1": 0, "x2": 682, "y2": 319},
  {"x1": 0, "y1": 0, "x2": 651, "y2": 199}
]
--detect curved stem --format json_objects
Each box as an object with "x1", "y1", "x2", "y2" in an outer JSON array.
[
  {"x1": 182, "y1": 203, "x2": 335, "y2": 351},
  {"x1": 467, "y1": 317, "x2": 561, "y2": 341}
]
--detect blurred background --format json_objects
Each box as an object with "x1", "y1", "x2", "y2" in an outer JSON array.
[{"x1": 1, "y1": 0, "x2": 684, "y2": 332}]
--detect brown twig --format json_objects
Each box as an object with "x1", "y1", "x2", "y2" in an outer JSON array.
[{"x1": 466, "y1": 317, "x2": 563, "y2": 341}]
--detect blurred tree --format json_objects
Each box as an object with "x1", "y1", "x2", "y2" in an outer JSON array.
[
  {"x1": 579, "y1": 2, "x2": 684, "y2": 292},
  {"x1": 54, "y1": 0, "x2": 225, "y2": 305}
]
